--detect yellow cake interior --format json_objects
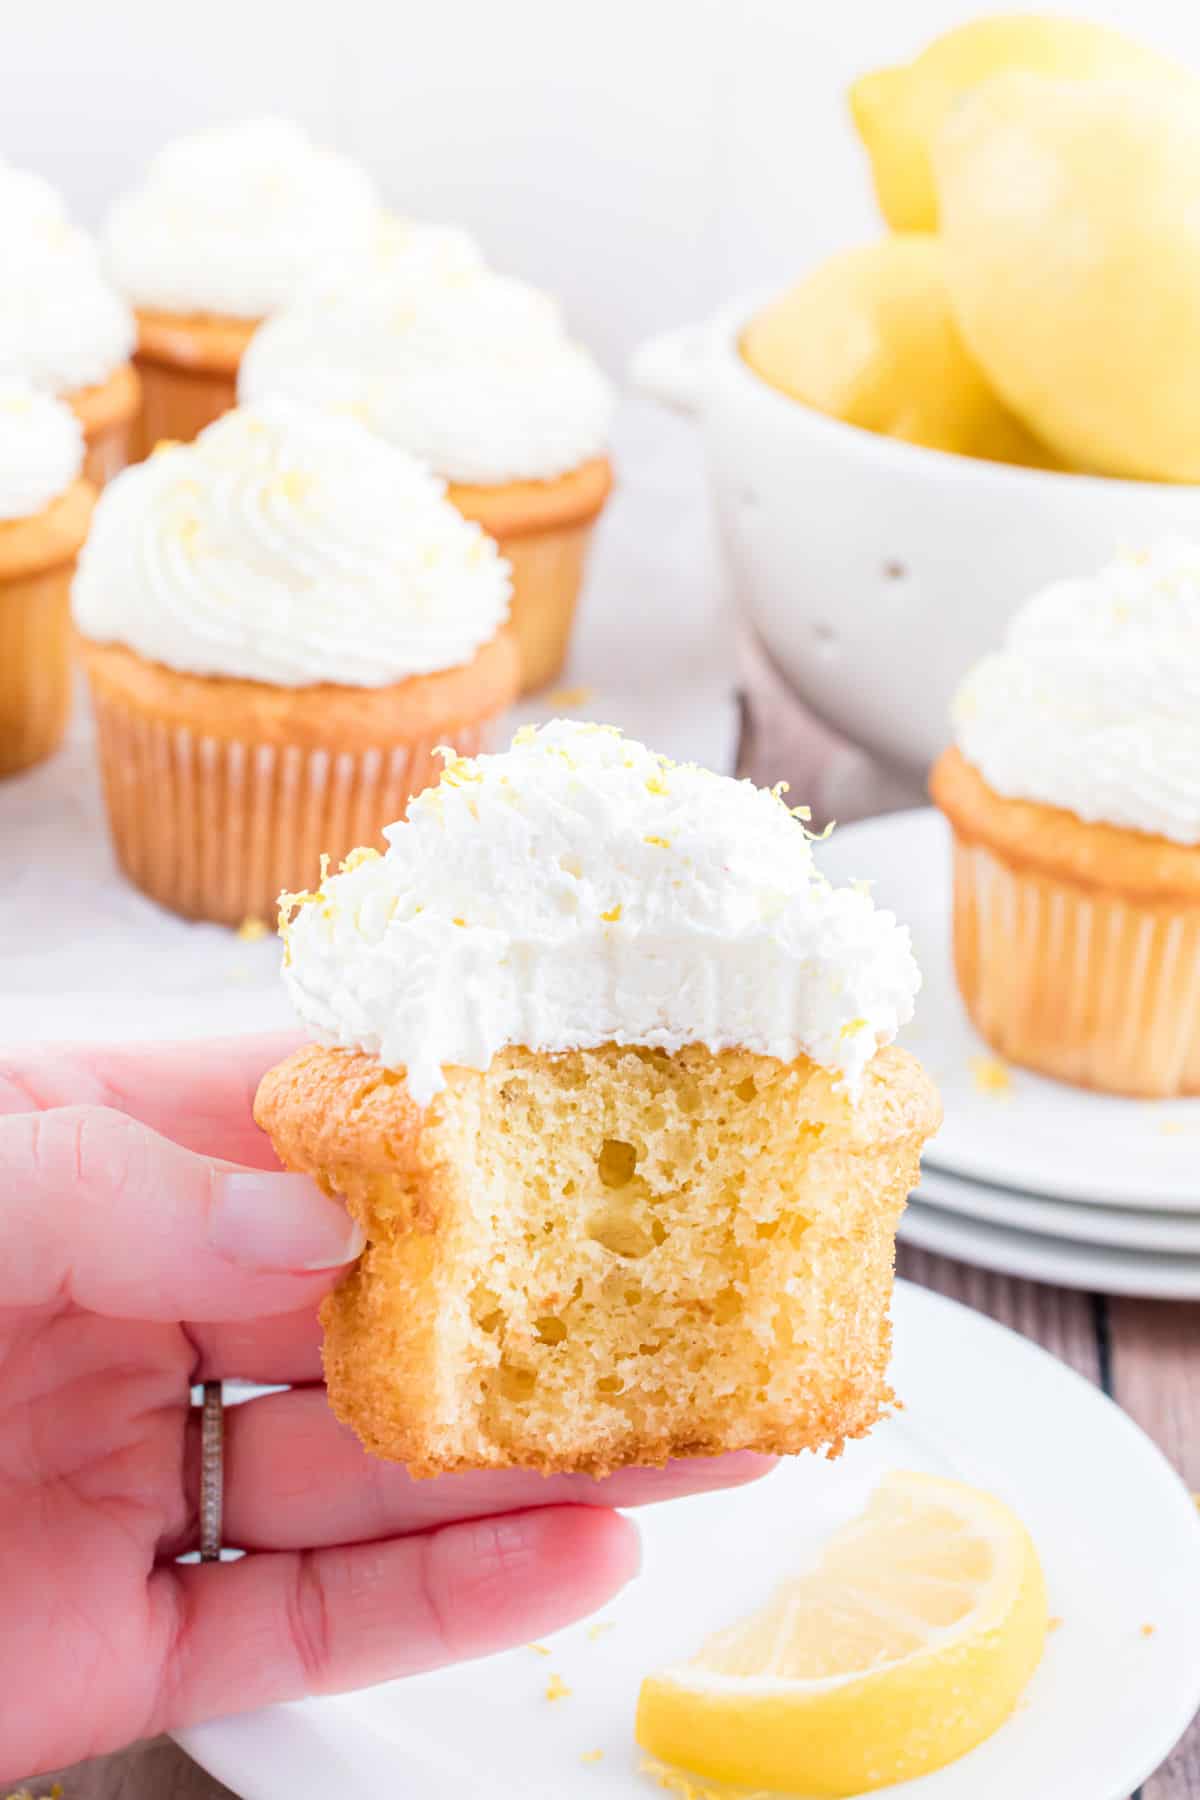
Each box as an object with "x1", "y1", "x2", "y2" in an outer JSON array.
[{"x1": 257, "y1": 1039, "x2": 938, "y2": 1476}]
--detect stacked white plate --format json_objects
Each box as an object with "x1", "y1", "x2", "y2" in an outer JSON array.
[{"x1": 817, "y1": 811, "x2": 1200, "y2": 1299}]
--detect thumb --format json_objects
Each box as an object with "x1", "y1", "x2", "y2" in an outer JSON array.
[{"x1": 0, "y1": 1105, "x2": 364, "y2": 1321}]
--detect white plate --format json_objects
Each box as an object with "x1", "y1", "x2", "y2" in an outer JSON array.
[
  {"x1": 901, "y1": 1200, "x2": 1200, "y2": 1300},
  {"x1": 177, "y1": 1281, "x2": 1200, "y2": 1800},
  {"x1": 816, "y1": 809, "x2": 1200, "y2": 1210},
  {"x1": 916, "y1": 1165, "x2": 1200, "y2": 1256}
]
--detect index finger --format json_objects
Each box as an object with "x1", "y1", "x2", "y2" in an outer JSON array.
[{"x1": 0, "y1": 1031, "x2": 304, "y2": 1165}]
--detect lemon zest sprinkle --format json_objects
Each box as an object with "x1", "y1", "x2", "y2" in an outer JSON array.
[
  {"x1": 544, "y1": 1672, "x2": 572, "y2": 1701},
  {"x1": 970, "y1": 1054, "x2": 1012, "y2": 1097},
  {"x1": 340, "y1": 845, "x2": 382, "y2": 873}
]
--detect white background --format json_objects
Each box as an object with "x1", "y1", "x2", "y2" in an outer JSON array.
[{"x1": 3, "y1": 0, "x2": 1198, "y2": 371}]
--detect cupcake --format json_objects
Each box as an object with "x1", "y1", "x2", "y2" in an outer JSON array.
[
  {"x1": 931, "y1": 540, "x2": 1200, "y2": 1097},
  {"x1": 0, "y1": 161, "x2": 139, "y2": 488},
  {"x1": 72, "y1": 401, "x2": 517, "y2": 925},
  {"x1": 240, "y1": 267, "x2": 615, "y2": 693},
  {"x1": 101, "y1": 118, "x2": 380, "y2": 455},
  {"x1": 0, "y1": 384, "x2": 94, "y2": 776},
  {"x1": 254, "y1": 721, "x2": 938, "y2": 1477}
]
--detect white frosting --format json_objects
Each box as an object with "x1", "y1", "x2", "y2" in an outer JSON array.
[
  {"x1": 240, "y1": 268, "x2": 615, "y2": 483},
  {"x1": 0, "y1": 381, "x2": 84, "y2": 520},
  {"x1": 102, "y1": 117, "x2": 380, "y2": 319},
  {"x1": 71, "y1": 401, "x2": 511, "y2": 687},
  {"x1": 954, "y1": 539, "x2": 1200, "y2": 844},
  {"x1": 295, "y1": 212, "x2": 486, "y2": 304},
  {"x1": 281, "y1": 720, "x2": 921, "y2": 1104},
  {"x1": 0, "y1": 161, "x2": 135, "y2": 394}
]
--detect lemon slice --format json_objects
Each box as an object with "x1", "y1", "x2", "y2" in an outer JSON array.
[{"x1": 636, "y1": 1471, "x2": 1048, "y2": 1797}]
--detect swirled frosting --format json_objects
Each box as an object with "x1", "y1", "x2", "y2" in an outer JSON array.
[
  {"x1": 71, "y1": 401, "x2": 511, "y2": 686},
  {"x1": 101, "y1": 117, "x2": 380, "y2": 319},
  {"x1": 0, "y1": 382, "x2": 84, "y2": 520},
  {"x1": 296, "y1": 212, "x2": 485, "y2": 304},
  {"x1": 239, "y1": 268, "x2": 615, "y2": 483},
  {"x1": 0, "y1": 161, "x2": 135, "y2": 394},
  {"x1": 281, "y1": 720, "x2": 921, "y2": 1104},
  {"x1": 954, "y1": 539, "x2": 1200, "y2": 843}
]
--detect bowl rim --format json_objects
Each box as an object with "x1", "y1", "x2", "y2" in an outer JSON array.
[{"x1": 708, "y1": 290, "x2": 1200, "y2": 503}]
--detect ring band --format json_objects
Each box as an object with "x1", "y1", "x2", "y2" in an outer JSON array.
[{"x1": 199, "y1": 1380, "x2": 224, "y2": 1563}]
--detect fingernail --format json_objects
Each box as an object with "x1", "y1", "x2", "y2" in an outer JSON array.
[{"x1": 209, "y1": 1172, "x2": 366, "y2": 1271}]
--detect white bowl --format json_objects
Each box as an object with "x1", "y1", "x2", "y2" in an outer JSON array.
[{"x1": 633, "y1": 297, "x2": 1200, "y2": 777}]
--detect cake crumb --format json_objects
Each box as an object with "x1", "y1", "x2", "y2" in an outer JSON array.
[
  {"x1": 528, "y1": 1642, "x2": 552, "y2": 1656},
  {"x1": 236, "y1": 915, "x2": 269, "y2": 941},
  {"x1": 587, "y1": 1620, "x2": 616, "y2": 1640},
  {"x1": 969, "y1": 1054, "x2": 1012, "y2": 1097},
  {"x1": 1141, "y1": 1623, "x2": 1157, "y2": 1638},
  {"x1": 547, "y1": 684, "x2": 595, "y2": 709},
  {"x1": 545, "y1": 1672, "x2": 572, "y2": 1701},
  {"x1": 581, "y1": 1749, "x2": 604, "y2": 1765}
]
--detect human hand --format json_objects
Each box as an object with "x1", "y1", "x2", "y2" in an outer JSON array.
[{"x1": 0, "y1": 1036, "x2": 773, "y2": 1777}]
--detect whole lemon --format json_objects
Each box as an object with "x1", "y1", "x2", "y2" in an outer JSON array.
[
  {"x1": 936, "y1": 72, "x2": 1200, "y2": 482},
  {"x1": 850, "y1": 14, "x2": 1185, "y2": 232},
  {"x1": 740, "y1": 234, "x2": 1057, "y2": 466}
]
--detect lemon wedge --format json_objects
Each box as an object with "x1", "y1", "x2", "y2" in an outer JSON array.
[{"x1": 636, "y1": 1470, "x2": 1048, "y2": 1797}]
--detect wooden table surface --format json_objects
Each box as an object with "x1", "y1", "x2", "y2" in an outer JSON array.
[{"x1": 20, "y1": 665, "x2": 1200, "y2": 1800}]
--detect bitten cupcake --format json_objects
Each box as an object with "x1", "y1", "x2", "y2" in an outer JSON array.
[
  {"x1": 0, "y1": 383, "x2": 94, "y2": 776},
  {"x1": 931, "y1": 540, "x2": 1200, "y2": 1097},
  {"x1": 255, "y1": 721, "x2": 939, "y2": 1477},
  {"x1": 240, "y1": 267, "x2": 615, "y2": 692},
  {"x1": 72, "y1": 401, "x2": 516, "y2": 925},
  {"x1": 101, "y1": 118, "x2": 380, "y2": 455},
  {"x1": 0, "y1": 161, "x2": 139, "y2": 488}
]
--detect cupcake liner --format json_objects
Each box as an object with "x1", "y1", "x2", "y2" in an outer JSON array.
[
  {"x1": 87, "y1": 682, "x2": 493, "y2": 925},
  {"x1": 82, "y1": 419, "x2": 134, "y2": 490},
  {"x1": 133, "y1": 359, "x2": 239, "y2": 458},
  {"x1": 493, "y1": 515, "x2": 599, "y2": 694},
  {"x1": 496, "y1": 522, "x2": 597, "y2": 694},
  {"x1": 950, "y1": 836, "x2": 1200, "y2": 1097},
  {"x1": 0, "y1": 560, "x2": 74, "y2": 777}
]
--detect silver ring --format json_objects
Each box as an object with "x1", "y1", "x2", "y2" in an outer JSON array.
[{"x1": 199, "y1": 1380, "x2": 224, "y2": 1563}]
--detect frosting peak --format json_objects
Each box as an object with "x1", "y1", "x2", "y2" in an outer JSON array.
[
  {"x1": 0, "y1": 160, "x2": 135, "y2": 395},
  {"x1": 102, "y1": 117, "x2": 380, "y2": 319},
  {"x1": 954, "y1": 539, "x2": 1200, "y2": 844},
  {"x1": 71, "y1": 401, "x2": 511, "y2": 686},
  {"x1": 239, "y1": 267, "x2": 615, "y2": 483},
  {"x1": 0, "y1": 381, "x2": 84, "y2": 520},
  {"x1": 281, "y1": 720, "x2": 921, "y2": 1103}
]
